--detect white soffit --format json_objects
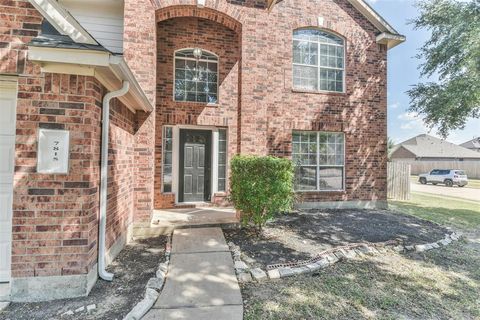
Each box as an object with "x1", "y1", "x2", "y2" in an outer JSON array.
[
  {"x1": 376, "y1": 32, "x2": 406, "y2": 49},
  {"x1": 28, "y1": 46, "x2": 153, "y2": 113}
]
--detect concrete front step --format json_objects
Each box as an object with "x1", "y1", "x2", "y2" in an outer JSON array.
[
  {"x1": 133, "y1": 222, "x2": 240, "y2": 238},
  {"x1": 133, "y1": 208, "x2": 240, "y2": 238}
]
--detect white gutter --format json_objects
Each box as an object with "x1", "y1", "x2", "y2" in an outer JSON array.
[
  {"x1": 109, "y1": 56, "x2": 153, "y2": 113},
  {"x1": 98, "y1": 81, "x2": 130, "y2": 281},
  {"x1": 28, "y1": 46, "x2": 154, "y2": 112}
]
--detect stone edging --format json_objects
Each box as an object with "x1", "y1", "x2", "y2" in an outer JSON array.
[
  {"x1": 123, "y1": 234, "x2": 172, "y2": 320},
  {"x1": 229, "y1": 232, "x2": 461, "y2": 282}
]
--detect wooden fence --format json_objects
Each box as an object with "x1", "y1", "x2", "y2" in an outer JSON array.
[
  {"x1": 387, "y1": 162, "x2": 411, "y2": 200},
  {"x1": 399, "y1": 160, "x2": 480, "y2": 179}
]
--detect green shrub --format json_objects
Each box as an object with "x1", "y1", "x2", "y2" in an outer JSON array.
[{"x1": 229, "y1": 155, "x2": 295, "y2": 230}]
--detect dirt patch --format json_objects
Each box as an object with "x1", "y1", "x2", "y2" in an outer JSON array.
[
  {"x1": 224, "y1": 209, "x2": 449, "y2": 268},
  {"x1": 0, "y1": 236, "x2": 167, "y2": 320}
]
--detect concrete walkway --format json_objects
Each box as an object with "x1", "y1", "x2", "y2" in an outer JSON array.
[{"x1": 144, "y1": 228, "x2": 243, "y2": 320}]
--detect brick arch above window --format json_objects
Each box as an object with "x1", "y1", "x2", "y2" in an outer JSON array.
[
  {"x1": 290, "y1": 21, "x2": 348, "y2": 41},
  {"x1": 154, "y1": 5, "x2": 242, "y2": 33}
]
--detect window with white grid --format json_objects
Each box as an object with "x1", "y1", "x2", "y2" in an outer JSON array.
[
  {"x1": 174, "y1": 49, "x2": 218, "y2": 103},
  {"x1": 292, "y1": 131, "x2": 345, "y2": 191},
  {"x1": 293, "y1": 29, "x2": 345, "y2": 93}
]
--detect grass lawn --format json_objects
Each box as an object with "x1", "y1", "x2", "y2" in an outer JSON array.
[
  {"x1": 411, "y1": 175, "x2": 480, "y2": 189},
  {"x1": 390, "y1": 192, "x2": 480, "y2": 230},
  {"x1": 243, "y1": 242, "x2": 480, "y2": 320},
  {"x1": 242, "y1": 193, "x2": 480, "y2": 319}
]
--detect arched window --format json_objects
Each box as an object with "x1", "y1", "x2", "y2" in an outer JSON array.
[
  {"x1": 293, "y1": 29, "x2": 345, "y2": 93},
  {"x1": 174, "y1": 48, "x2": 218, "y2": 103}
]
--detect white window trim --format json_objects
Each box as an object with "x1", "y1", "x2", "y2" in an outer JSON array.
[
  {"x1": 293, "y1": 131, "x2": 346, "y2": 192},
  {"x1": 292, "y1": 30, "x2": 346, "y2": 94},
  {"x1": 172, "y1": 48, "x2": 220, "y2": 105}
]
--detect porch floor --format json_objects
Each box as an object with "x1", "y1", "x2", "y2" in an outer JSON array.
[{"x1": 150, "y1": 207, "x2": 238, "y2": 230}]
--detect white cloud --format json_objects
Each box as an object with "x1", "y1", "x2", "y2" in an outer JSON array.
[
  {"x1": 397, "y1": 111, "x2": 419, "y2": 121},
  {"x1": 400, "y1": 122, "x2": 414, "y2": 130},
  {"x1": 392, "y1": 113, "x2": 480, "y2": 145},
  {"x1": 389, "y1": 102, "x2": 400, "y2": 109}
]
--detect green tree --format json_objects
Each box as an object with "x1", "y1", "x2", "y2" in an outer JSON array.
[
  {"x1": 408, "y1": 0, "x2": 480, "y2": 137},
  {"x1": 387, "y1": 137, "x2": 396, "y2": 158}
]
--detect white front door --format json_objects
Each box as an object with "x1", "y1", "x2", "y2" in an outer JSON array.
[{"x1": 0, "y1": 77, "x2": 17, "y2": 282}]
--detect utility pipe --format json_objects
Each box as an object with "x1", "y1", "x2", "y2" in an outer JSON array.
[{"x1": 98, "y1": 81, "x2": 130, "y2": 281}]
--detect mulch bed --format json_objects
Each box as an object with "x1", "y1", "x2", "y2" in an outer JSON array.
[
  {"x1": 223, "y1": 209, "x2": 449, "y2": 268},
  {"x1": 1, "y1": 236, "x2": 167, "y2": 320}
]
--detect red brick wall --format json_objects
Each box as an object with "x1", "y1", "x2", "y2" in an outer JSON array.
[
  {"x1": 13, "y1": 70, "x2": 137, "y2": 278},
  {"x1": 0, "y1": 0, "x2": 41, "y2": 74},
  {"x1": 13, "y1": 71, "x2": 103, "y2": 278},
  {"x1": 4, "y1": 0, "x2": 139, "y2": 278},
  {"x1": 154, "y1": 17, "x2": 240, "y2": 208},
  {"x1": 151, "y1": 0, "x2": 388, "y2": 205},
  {"x1": 105, "y1": 99, "x2": 136, "y2": 250},
  {"x1": 124, "y1": 0, "x2": 157, "y2": 223}
]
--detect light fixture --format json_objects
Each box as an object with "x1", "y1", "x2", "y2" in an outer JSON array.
[
  {"x1": 192, "y1": 48, "x2": 203, "y2": 82},
  {"x1": 193, "y1": 48, "x2": 203, "y2": 60}
]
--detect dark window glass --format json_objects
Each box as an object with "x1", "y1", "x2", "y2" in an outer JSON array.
[
  {"x1": 293, "y1": 131, "x2": 345, "y2": 191},
  {"x1": 163, "y1": 127, "x2": 173, "y2": 193},
  {"x1": 218, "y1": 129, "x2": 227, "y2": 192},
  {"x1": 174, "y1": 49, "x2": 218, "y2": 104}
]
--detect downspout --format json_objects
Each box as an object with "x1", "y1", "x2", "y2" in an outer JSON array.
[{"x1": 98, "y1": 81, "x2": 130, "y2": 281}]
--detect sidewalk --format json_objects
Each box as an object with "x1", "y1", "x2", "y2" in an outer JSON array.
[
  {"x1": 411, "y1": 182, "x2": 480, "y2": 202},
  {"x1": 144, "y1": 228, "x2": 243, "y2": 320}
]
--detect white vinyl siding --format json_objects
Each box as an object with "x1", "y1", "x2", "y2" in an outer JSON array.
[{"x1": 59, "y1": 1, "x2": 124, "y2": 53}]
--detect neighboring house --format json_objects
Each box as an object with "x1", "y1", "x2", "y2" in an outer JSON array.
[
  {"x1": 0, "y1": 0, "x2": 404, "y2": 302},
  {"x1": 391, "y1": 134, "x2": 480, "y2": 178},
  {"x1": 461, "y1": 137, "x2": 480, "y2": 153},
  {"x1": 391, "y1": 134, "x2": 480, "y2": 161}
]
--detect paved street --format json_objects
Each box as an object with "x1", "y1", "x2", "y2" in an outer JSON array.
[{"x1": 411, "y1": 182, "x2": 480, "y2": 202}]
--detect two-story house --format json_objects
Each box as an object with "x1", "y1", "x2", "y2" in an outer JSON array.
[{"x1": 0, "y1": 0, "x2": 404, "y2": 302}]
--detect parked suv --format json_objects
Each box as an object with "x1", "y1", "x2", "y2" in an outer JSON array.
[{"x1": 418, "y1": 169, "x2": 468, "y2": 187}]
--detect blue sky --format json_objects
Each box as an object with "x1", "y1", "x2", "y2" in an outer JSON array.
[{"x1": 367, "y1": 0, "x2": 479, "y2": 144}]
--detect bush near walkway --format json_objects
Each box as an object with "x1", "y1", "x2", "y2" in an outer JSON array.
[{"x1": 230, "y1": 155, "x2": 294, "y2": 231}]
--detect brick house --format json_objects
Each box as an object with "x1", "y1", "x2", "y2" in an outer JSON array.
[{"x1": 0, "y1": 0, "x2": 404, "y2": 302}]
